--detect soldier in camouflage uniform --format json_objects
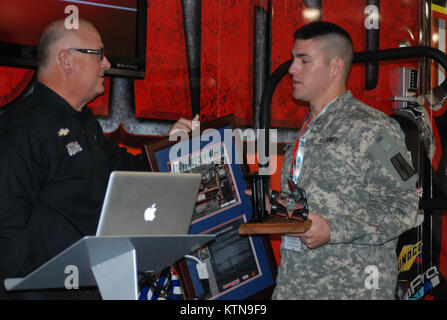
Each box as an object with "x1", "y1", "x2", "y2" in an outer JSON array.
[{"x1": 272, "y1": 21, "x2": 418, "y2": 300}]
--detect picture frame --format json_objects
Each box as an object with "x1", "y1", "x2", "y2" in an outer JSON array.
[{"x1": 144, "y1": 115, "x2": 277, "y2": 300}]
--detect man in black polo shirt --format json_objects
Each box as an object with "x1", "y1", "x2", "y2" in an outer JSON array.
[{"x1": 0, "y1": 19, "x2": 195, "y2": 299}]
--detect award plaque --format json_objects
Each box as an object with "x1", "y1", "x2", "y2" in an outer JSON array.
[
  {"x1": 238, "y1": 173, "x2": 312, "y2": 235},
  {"x1": 238, "y1": 215, "x2": 311, "y2": 235}
]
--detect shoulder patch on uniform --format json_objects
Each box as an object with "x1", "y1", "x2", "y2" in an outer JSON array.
[
  {"x1": 368, "y1": 133, "x2": 417, "y2": 186},
  {"x1": 390, "y1": 153, "x2": 416, "y2": 181},
  {"x1": 377, "y1": 137, "x2": 391, "y2": 152}
]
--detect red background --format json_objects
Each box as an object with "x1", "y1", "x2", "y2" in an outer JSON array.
[
  {"x1": 0, "y1": 0, "x2": 421, "y2": 125},
  {"x1": 0, "y1": 0, "x2": 428, "y2": 271},
  {"x1": 0, "y1": 0, "x2": 137, "y2": 57}
]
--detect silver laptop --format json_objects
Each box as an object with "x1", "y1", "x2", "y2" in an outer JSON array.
[{"x1": 96, "y1": 171, "x2": 202, "y2": 236}]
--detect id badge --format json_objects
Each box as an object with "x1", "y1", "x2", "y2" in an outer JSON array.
[{"x1": 282, "y1": 235, "x2": 302, "y2": 252}]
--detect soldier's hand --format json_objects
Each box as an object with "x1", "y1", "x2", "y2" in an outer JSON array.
[{"x1": 287, "y1": 211, "x2": 330, "y2": 249}]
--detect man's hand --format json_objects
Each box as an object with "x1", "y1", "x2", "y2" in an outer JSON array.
[
  {"x1": 286, "y1": 211, "x2": 330, "y2": 249},
  {"x1": 168, "y1": 114, "x2": 200, "y2": 135}
]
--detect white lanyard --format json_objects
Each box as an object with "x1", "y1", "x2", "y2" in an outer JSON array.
[
  {"x1": 291, "y1": 115, "x2": 311, "y2": 184},
  {"x1": 291, "y1": 101, "x2": 334, "y2": 184}
]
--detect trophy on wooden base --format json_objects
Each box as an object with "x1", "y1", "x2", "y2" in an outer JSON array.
[{"x1": 239, "y1": 173, "x2": 311, "y2": 235}]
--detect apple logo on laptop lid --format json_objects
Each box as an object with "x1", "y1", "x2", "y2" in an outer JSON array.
[{"x1": 144, "y1": 204, "x2": 157, "y2": 222}]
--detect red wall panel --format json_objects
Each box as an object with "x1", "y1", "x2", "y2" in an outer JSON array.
[
  {"x1": 134, "y1": 0, "x2": 191, "y2": 120},
  {"x1": 338, "y1": 0, "x2": 421, "y2": 117},
  {"x1": 134, "y1": 0, "x2": 254, "y2": 124},
  {"x1": 0, "y1": 66, "x2": 34, "y2": 107},
  {"x1": 270, "y1": 0, "x2": 308, "y2": 128},
  {"x1": 269, "y1": 0, "x2": 421, "y2": 128},
  {"x1": 133, "y1": 0, "x2": 421, "y2": 128},
  {"x1": 199, "y1": 0, "x2": 253, "y2": 124},
  {"x1": 1, "y1": 1, "x2": 422, "y2": 127},
  {"x1": 0, "y1": 65, "x2": 110, "y2": 115},
  {"x1": 87, "y1": 76, "x2": 110, "y2": 115}
]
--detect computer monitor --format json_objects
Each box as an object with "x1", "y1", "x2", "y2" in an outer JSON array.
[{"x1": 0, "y1": 0, "x2": 147, "y2": 78}]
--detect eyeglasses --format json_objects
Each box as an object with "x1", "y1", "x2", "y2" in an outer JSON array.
[{"x1": 67, "y1": 48, "x2": 106, "y2": 61}]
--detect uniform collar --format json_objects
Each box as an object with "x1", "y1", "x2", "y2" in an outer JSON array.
[
  {"x1": 311, "y1": 90, "x2": 352, "y2": 123},
  {"x1": 33, "y1": 82, "x2": 92, "y2": 120},
  {"x1": 326, "y1": 90, "x2": 352, "y2": 112}
]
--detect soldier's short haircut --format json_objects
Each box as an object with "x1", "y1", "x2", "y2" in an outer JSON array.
[{"x1": 294, "y1": 21, "x2": 354, "y2": 80}]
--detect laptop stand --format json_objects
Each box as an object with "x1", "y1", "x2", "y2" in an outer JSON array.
[{"x1": 4, "y1": 235, "x2": 214, "y2": 300}]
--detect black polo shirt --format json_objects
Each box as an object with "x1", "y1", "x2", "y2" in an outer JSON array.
[{"x1": 0, "y1": 82, "x2": 148, "y2": 284}]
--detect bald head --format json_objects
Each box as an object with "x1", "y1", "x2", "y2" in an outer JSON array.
[
  {"x1": 35, "y1": 19, "x2": 111, "y2": 111},
  {"x1": 37, "y1": 19, "x2": 97, "y2": 71}
]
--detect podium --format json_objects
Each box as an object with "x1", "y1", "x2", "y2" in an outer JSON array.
[{"x1": 4, "y1": 235, "x2": 214, "y2": 300}]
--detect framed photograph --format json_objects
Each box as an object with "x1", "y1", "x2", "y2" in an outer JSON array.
[{"x1": 144, "y1": 115, "x2": 277, "y2": 300}]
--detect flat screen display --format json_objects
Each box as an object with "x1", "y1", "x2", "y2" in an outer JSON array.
[{"x1": 0, "y1": 0, "x2": 147, "y2": 78}]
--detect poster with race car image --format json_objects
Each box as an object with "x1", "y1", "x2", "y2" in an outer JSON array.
[
  {"x1": 144, "y1": 115, "x2": 277, "y2": 300},
  {"x1": 168, "y1": 142, "x2": 240, "y2": 223}
]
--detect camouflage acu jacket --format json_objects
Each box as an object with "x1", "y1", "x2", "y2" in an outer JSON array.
[{"x1": 272, "y1": 91, "x2": 419, "y2": 300}]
